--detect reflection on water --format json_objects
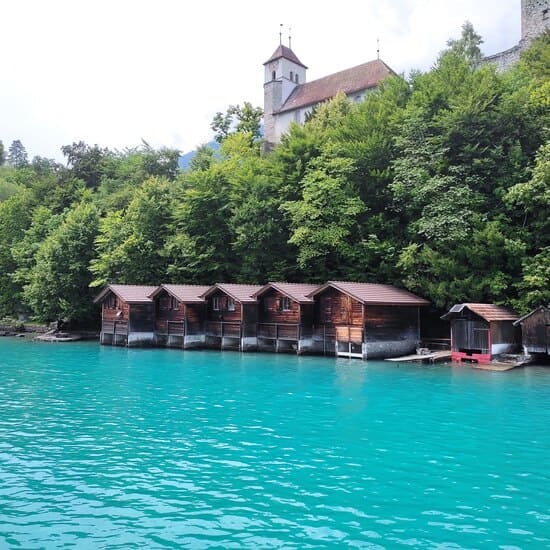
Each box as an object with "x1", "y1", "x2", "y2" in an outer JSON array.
[{"x1": 0, "y1": 339, "x2": 549, "y2": 548}]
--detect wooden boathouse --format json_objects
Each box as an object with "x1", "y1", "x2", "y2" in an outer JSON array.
[
  {"x1": 309, "y1": 281, "x2": 430, "y2": 359},
  {"x1": 514, "y1": 305, "x2": 549, "y2": 356},
  {"x1": 94, "y1": 284, "x2": 157, "y2": 347},
  {"x1": 201, "y1": 284, "x2": 262, "y2": 351},
  {"x1": 442, "y1": 303, "x2": 519, "y2": 364},
  {"x1": 254, "y1": 282, "x2": 320, "y2": 354},
  {"x1": 149, "y1": 284, "x2": 210, "y2": 349}
]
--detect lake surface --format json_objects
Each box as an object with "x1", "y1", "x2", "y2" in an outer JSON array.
[{"x1": 0, "y1": 338, "x2": 549, "y2": 549}]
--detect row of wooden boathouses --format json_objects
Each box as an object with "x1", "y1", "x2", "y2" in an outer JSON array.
[
  {"x1": 94, "y1": 282, "x2": 430, "y2": 360},
  {"x1": 94, "y1": 282, "x2": 549, "y2": 362}
]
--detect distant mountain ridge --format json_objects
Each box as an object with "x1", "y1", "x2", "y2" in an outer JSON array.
[{"x1": 178, "y1": 140, "x2": 220, "y2": 170}]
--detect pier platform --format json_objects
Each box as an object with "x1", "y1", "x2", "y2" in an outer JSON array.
[{"x1": 385, "y1": 350, "x2": 452, "y2": 363}]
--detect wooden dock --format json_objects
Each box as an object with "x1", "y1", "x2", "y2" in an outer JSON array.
[
  {"x1": 35, "y1": 332, "x2": 82, "y2": 343},
  {"x1": 385, "y1": 350, "x2": 452, "y2": 363},
  {"x1": 472, "y1": 361, "x2": 520, "y2": 371},
  {"x1": 386, "y1": 351, "x2": 531, "y2": 371}
]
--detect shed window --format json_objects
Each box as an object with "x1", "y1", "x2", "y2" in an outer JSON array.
[
  {"x1": 212, "y1": 296, "x2": 220, "y2": 311},
  {"x1": 282, "y1": 296, "x2": 291, "y2": 311},
  {"x1": 106, "y1": 294, "x2": 116, "y2": 309},
  {"x1": 227, "y1": 298, "x2": 236, "y2": 312},
  {"x1": 170, "y1": 296, "x2": 180, "y2": 310}
]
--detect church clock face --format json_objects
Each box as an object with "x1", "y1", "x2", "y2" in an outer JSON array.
[{"x1": 269, "y1": 61, "x2": 279, "y2": 71}]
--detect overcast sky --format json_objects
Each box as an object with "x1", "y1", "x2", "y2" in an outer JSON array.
[{"x1": 1, "y1": 0, "x2": 520, "y2": 162}]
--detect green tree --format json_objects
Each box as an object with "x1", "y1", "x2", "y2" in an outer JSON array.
[
  {"x1": 283, "y1": 146, "x2": 365, "y2": 281},
  {"x1": 446, "y1": 21, "x2": 483, "y2": 66},
  {"x1": 22, "y1": 202, "x2": 100, "y2": 322},
  {"x1": 166, "y1": 167, "x2": 233, "y2": 283},
  {"x1": 7, "y1": 140, "x2": 28, "y2": 168},
  {"x1": 189, "y1": 144, "x2": 215, "y2": 172},
  {"x1": 211, "y1": 102, "x2": 263, "y2": 143},
  {"x1": 0, "y1": 189, "x2": 35, "y2": 316},
  {"x1": 61, "y1": 141, "x2": 114, "y2": 189},
  {"x1": 91, "y1": 177, "x2": 174, "y2": 286}
]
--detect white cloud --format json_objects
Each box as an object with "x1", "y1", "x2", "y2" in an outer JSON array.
[{"x1": 0, "y1": 0, "x2": 520, "y2": 161}]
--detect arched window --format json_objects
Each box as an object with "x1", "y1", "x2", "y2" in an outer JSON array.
[
  {"x1": 272, "y1": 70, "x2": 276, "y2": 80},
  {"x1": 290, "y1": 71, "x2": 293, "y2": 80},
  {"x1": 295, "y1": 73, "x2": 299, "y2": 83}
]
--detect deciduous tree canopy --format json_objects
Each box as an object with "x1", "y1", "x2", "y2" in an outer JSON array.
[{"x1": 0, "y1": 29, "x2": 548, "y2": 323}]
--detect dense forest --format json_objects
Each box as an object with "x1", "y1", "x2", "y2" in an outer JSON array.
[{"x1": 0, "y1": 28, "x2": 548, "y2": 326}]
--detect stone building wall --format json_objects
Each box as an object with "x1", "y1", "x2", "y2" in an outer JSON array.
[
  {"x1": 483, "y1": 0, "x2": 549, "y2": 71},
  {"x1": 522, "y1": 0, "x2": 550, "y2": 41}
]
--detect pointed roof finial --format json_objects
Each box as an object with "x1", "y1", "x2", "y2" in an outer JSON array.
[
  {"x1": 279, "y1": 23, "x2": 283, "y2": 45},
  {"x1": 289, "y1": 26, "x2": 292, "y2": 49},
  {"x1": 377, "y1": 37, "x2": 380, "y2": 60}
]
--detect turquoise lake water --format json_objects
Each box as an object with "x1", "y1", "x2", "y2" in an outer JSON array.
[{"x1": 0, "y1": 339, "x2": 549, "y2": 549}]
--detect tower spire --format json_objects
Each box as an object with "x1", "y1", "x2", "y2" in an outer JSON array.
[
  {"x1": 289, "y1": 26, "x2": 292, "y2": 49},
  {"x1": 377, "y1": 37, "x2": 380, "y2": 60},
  {"x1": 279, "y1": 23, "x2": 283, "y2": 45}
]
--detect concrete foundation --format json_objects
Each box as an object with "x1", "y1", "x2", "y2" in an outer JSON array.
[
  {"x1": 363, "y1": 339, "x2": 418, "y2": 360},
  {"x1": 241, "y1": 336, "x2": 257, "y2": 352},
  {"x1": 128, "y1": 332, "x2": 155, "y2": 347},
  {"x1": 183, "y1": 334, "x2": 205, "y2": 349}
]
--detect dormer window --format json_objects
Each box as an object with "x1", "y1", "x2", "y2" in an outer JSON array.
[{"x1": 290, "y1": 71, "x2": 293, "y2": 81}]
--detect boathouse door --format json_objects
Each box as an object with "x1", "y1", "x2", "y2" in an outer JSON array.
[{"x1": 453, "y1": 318, "x2": 489, "y2": 355}]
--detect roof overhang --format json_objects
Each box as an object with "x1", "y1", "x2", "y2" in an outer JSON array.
[
  {"x1": 252, "y1": 282, "x2": 314, "y2": 304},
  {"x1": 514, "y1": 305, "x2": 549, "y2": 326}
]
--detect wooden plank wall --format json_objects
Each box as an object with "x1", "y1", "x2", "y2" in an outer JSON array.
[
  {"x1": 259, "y1": 289, "x2": 300, "y2": 324},
  {"x1": 520, "y1": 309, "x2": 549, "y2": 353},
  {"x1": 129, "y1": 303, "x2": 155, "y2": 332},
  {"x1": 314, "y1": 288, "x2": 363, "y2": 326},
  {"x1": 364, "y1": 306, "x2": 418, "y2": 340},
  {"x1": 205, "y1": 290, "x2": 243, "y2": 323}
]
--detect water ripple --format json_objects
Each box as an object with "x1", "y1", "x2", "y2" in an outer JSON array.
[{"x1": 0, "y1": 340, "x2": 549, "y2": 548}]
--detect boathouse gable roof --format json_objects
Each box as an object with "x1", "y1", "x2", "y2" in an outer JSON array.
[
  {"x1": 253, "y1": 282, "x2": 320, "y2": 304},
  {"x1": 149, "y1": 284, "x2": 211, "y2": 303},
  {"x1": 513, "y1": 304, "x2": 549, "y2": 326},
  {"x1": 309, "y1": 281, "x2": 430, "y2": 306},
  {"x1": 200, "y1": 283, "x2": 262, "y2": 304},
  {"x1": 94, "y1": 284, "x2": 158, "y2": 304},
  {"x1": 441, "y1": 303, "x2": 518, "y2": 322}
]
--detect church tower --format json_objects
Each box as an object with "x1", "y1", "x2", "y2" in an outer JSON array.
[
  {"x1": 263, "y1": 44, "x2": 307, "y2": 146},
  {"x1": 521, "y1": 0, "x2": 550, "y2": 44}
]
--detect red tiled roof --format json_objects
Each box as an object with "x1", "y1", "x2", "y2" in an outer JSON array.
[
  {"x1": 264, "y1": 44, "x2": 307, "y2": 68},
  {"x1": 309, "y1": 281, "x2": 430, "y2": 306},
  {"x1": 150, "y1": 284, "x2": 211, "y2": 303},
  {"x1": 201, "y1": 284, "x2": 262, "y2": 304},
  {"x1": 277, "y1": 59, "x2": 393, "y2": 114},
  {"x1": 253, "y1": 282, "x2": 321, "y2": 303},
  {"x1": 459, "y1": 303, "x2": 518, "y2": 322},
  {"x1": 94, "y1": 284, "x2": 157, "y2": 304}
]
